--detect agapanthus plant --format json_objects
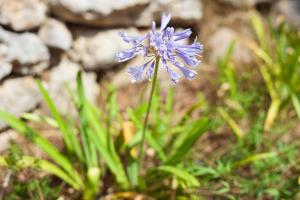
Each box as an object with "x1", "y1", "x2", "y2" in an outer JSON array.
[{"x1": 116, "y1": 13, "x2": 203, "y2": 173}]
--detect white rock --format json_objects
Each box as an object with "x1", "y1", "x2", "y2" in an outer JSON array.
[
  {"x1": 47, "y1": 57, "x2": 99, "y2": 116},
  {"x1": 50, "y1": 0, "x2": 202, "y2": 27},
  {"x1": 0, "y1": 0, "x2": 47, "y2": 31},
  {"x1": 69, "y1": 28, "x2": 137, "y2": 70},
  {"x1": 50, "y1": 0, "x2": 149, "y2": 15},
  {"x1": 0, "y1": 77, "x2": 41, "y2": 130},
  {"x1": 0, "y1": 27, "x2": 49, "y2": 65},
  {"x1": 17, "y1": 62, "x2": 49, "y2": 75},
  {"x1": 38, "y1": 18, "x2": 73, "y2": 50},
  {"x1": 0, "y1": 62, "x2": 12, "y2": 80},
  {"x1": 136, "y1": 0, "x2": 203, "y2": 27},
  {"x1": 50, "y1": 0, "x2": 150, "y2": 27}
]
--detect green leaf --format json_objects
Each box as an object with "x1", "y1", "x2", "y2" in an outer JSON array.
[
  {"x1": 157, "y1": 165, "x2": 200, "y2": 187},
  {"x1": 76, "y1": 71, "x2": 96, "y2": 169},
  {"x1": 291, "y1": 93, "x2": 300, "y2": 119},
  {"x1": 126, "y1": 156, "x2": 139, "y2": 187},
  {"x1": 21, "y1": 113, "x2": 58, "y2": 128},
  {"x1": 252, "y1": 13, "x2": 267, "y2": 51},
  {"x1": 233, "y1": 152, "x2": 277, "y2": 168},
  {"x1": 217, "y1": 107, "x2": 245, "y2": 139},
  {"x1": 189, "y1": 165, "x2": 217, "y2": 177}
]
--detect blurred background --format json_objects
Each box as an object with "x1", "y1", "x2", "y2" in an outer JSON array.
[{"x1": 0, "y1": 0, "x2": 300, "y2": 199}]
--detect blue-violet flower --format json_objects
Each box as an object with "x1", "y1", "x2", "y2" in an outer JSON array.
[{"x1": 116, "y1": 13, "x2": 203, "y2": 84}]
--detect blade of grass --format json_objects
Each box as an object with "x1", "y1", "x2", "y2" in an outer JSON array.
[
  {"x1": 157, "y1": 165, "x2": 200, "y2": 187},
  {"x1": 264, "y1": 99, "x2": 281, "y2": 130},
  {"x1": 291, "y1": 93, "x2": 300, "y2": 119},
  {"x1": 217, "y1": 107, "x2": 245, "y2": 139},
  {"x1": 21, "y1": 113, "x2": 58, "y2": 128},
  {"x1": 233, "y1": 152, "x2": 277, "y2": 168},
  {"x1": 252, "y1": 13, "x2": 267, "y2": 51},
  {"x1": 163, "y1": 88, "x2": 174, "y2": 126},
  {"x1": 126, "y1": 156, "x2": 139, "y2": 187}
]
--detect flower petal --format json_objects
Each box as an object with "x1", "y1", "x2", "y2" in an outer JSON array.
[
  {"x1": 173, "y1": 29, "x2": 192, "y2": 41},
  {"x1": 146, "y1": 60, "x2": 156, "y2": 80},
  {"x1": 127, "y1": 60, "x2": 153, "y2": 82},
  {"x1": 177, "y1": 42, "x2": 204, "y2": 55},
  {"x1": 163, "y1": 27, "x2": 174, "y2": 39},
  {"x1": 162, "y1": 60, "x2": 180, "y2": 84},
  {"x1": 152, "y1": 21, "x2": 156, "y2": 33},
  {"x1": 172, "y1": 62, "x2": 197, "y2": 80},
  {"x1": 118, "y1": 32, "x2": 146, "y2": 45},
  {"x1": 176, "y1": 50, "x2": 200, "y2": 67},
  {"x1": 127, "y1": 66, "x2": 144, "y2": 83},
  {"x1": 116, "y1": 48, "x2": 138, "y2": 62},
  {"x1": 160, "y1": 13, "x2": 171, "y2": 31}
]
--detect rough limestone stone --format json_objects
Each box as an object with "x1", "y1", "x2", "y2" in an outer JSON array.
[
  {"x1": 50, "y1": 0, "x2": 202, "y2": 27},
  {"x1": 0, "y1": 0, "x2": 47, "y2": 31},
  {"x1": 38, "y1": 18, "x2": 73, "y2": 50},
  {"x1": 136, "y1": 0, "x2": 203, "y2": 27},
  {"x1": 0, "y1": 77, "x2": 41, "y2": 130},
  {"x1": 0, "y1": 62, "x2": 12, "y2": 80},
  {"x1": 0, "y1": 27, "x2": 50, "y2": 74},
  {"x1": 49, "y1": 0, "x2": 150, "y2": 27}
]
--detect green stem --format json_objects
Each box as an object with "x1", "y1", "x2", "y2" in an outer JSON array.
[{"x1": 139, "y1": 57, "x2": 160, "y2": 173}]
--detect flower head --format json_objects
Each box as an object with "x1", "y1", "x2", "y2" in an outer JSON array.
[{"x1": 116, "y1": 13, "x2": 203, "y2": 84}]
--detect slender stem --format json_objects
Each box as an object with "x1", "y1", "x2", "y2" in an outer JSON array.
[{"x1": 139, "y1": 57, "x2": 160, "y2": 172}]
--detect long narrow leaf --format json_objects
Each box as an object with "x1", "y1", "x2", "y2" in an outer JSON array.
[
  {"x1": 233, "y1": 152, "x2": 277, "y2": 168},
  {"x1": 218, "y1": 107, "x2": 245, "y2": 139},
  {"x1": 157, "y1": 165, "x2": 200, "y2": 187}
]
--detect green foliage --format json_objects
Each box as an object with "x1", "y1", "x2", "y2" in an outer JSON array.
[
  {"x1": 0, "y1": 71, "x2": 211, "y2": 199},
  {"x1": 250, "y1": 14, "x2": 300, "y2": 130}
]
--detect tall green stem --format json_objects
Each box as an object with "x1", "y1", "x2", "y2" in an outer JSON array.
[{"x1": 139, "y1": 57, "x2": 160, "y2": 172}]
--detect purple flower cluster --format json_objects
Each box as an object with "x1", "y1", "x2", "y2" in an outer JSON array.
[{"x1": 116, "y1": 14, "x2": 203, "y2": 84}]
